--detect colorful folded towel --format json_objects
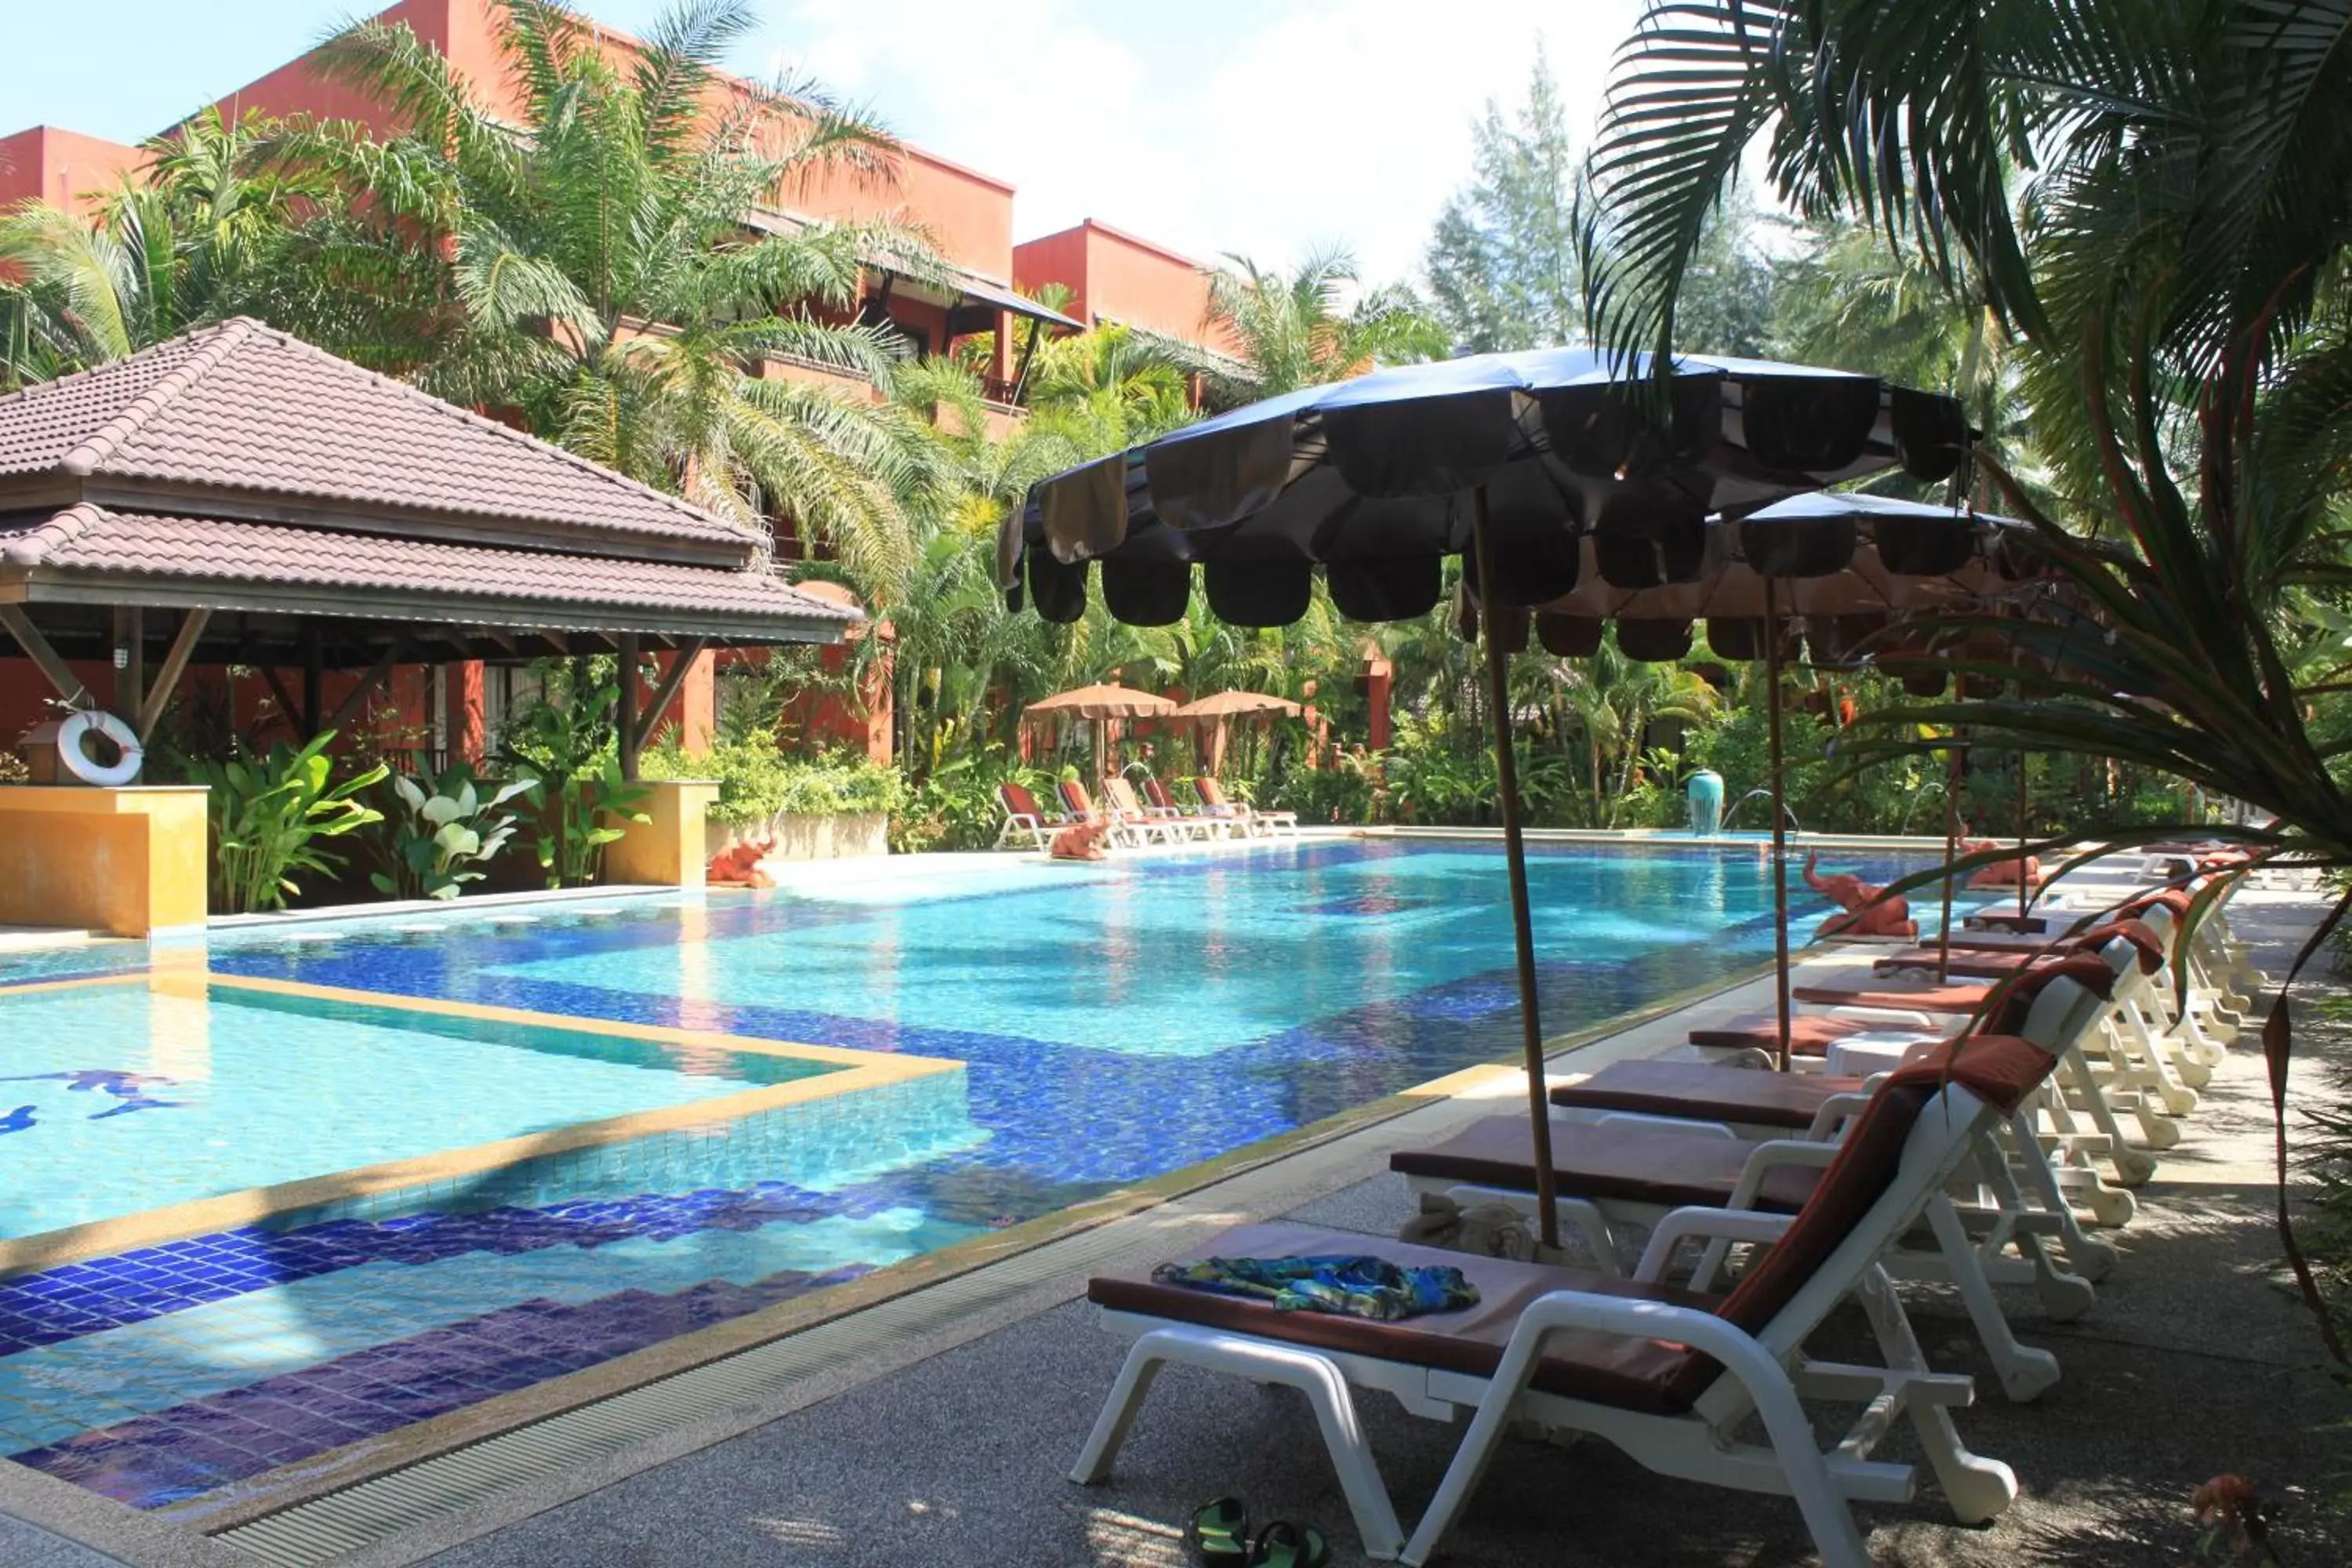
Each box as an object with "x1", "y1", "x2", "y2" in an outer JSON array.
[{"x1": 1152, "y1": 1254, "x2": 1479, "y2": 1321}]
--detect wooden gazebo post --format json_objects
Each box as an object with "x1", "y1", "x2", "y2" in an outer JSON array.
[{"x1": 616, "y1": 633, "x2": 641, "y2": 782}]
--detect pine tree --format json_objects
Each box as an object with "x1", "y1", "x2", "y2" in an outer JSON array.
[{"x1": 1421, "y1": 48, "x2": 1584, "y2": 353}]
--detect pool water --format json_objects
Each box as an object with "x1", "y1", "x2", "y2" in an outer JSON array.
[
  {"x1": 0, "y1": 984, "x2": 836, "y2": 1238},
  {"x1": 0, "y1": 839, "x2": 1926, "y2": 1511}
]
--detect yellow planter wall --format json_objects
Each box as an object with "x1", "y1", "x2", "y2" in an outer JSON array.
[
  {"x1": 0, "y1": 786, "x2": 209, "y2": 937},
  {"x1": 602, "y1": 779, "x2": 718, "y2": 890}
]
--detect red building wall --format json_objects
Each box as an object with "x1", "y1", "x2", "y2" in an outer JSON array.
[
  {"x1": 0, "y1": 126, "x2": 146, "y2": 215},
  {"x1": 1014, "y1": 220, "x2": 1234, "y2": 354}
]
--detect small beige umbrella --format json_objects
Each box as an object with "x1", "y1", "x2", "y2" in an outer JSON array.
[
  {"x1": 1170, "y1": 690, "x2": 1303, "y2": 776},
  {"x1": 1022, "y1": 682, "x2": 1179, "y2": 788}
]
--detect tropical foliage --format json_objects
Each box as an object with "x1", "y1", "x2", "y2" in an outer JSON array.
[
  {"x1": 0, "y1": 108, "x2": 310, "y2": 386},
  {"x1": 250, "y1": 0, "x2": 953, "y2": 599},
  {"x1": 1196, "y1": 247, "x2": 1446, "y2": 399},
  {"x1": 368, "y1": 764, "x2": 535, "y2": 901},
  {"x1": 640, "y1": 733, "x2": 901, "y2": 824},
  {"x1": 1586, "y1": 0, "x2": 2352, "y2": 1363},
  {"x1": 199, "y1": 733, "x2": 387, "y2": 914},
  {"x1": 0, "y1": 0, "x2": 2301, "y2": 960},
  {"x1": 497, "y1": 659, "x2": 648, "y2": 888}
]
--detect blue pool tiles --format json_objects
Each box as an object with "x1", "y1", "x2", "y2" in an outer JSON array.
[{"x1": 0, "y1": 840, "x2": 1931, "y2": 1511}]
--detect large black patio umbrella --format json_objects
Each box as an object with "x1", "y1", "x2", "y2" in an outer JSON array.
[
  {"x1": 1000, "y1": 347, "x2": 1973, "y2": 1247},
  {"x1": 1525, "y1": 492, "x2": 2034, "y2": 1063}
]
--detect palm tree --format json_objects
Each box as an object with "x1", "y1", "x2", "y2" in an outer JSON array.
[
  {"x1": 1025, "y1": 321, "x2": 1195, "y2": 437},
  {"x1": 0, "y1": 108, "x2": 308, "y2": 387},
  {"x1": 873, "y1": 323, "x2": 1205, "y2": 775},
  {"x1": 1588, "y1": 0, "x2": 2352, "y2": 1359},
  {"x1": 1201, "y1": 245, "x2": 1446, "y2": 398},
  {"x1": 264, "y1": 0, "x2": 955, "y2": 602},
  {"x1": 1537, "y1": 637, "x2": 1722, "y2": 826}
]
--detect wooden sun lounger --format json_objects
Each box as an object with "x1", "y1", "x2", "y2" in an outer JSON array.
[
  {"x1": 1396, "y1": 961, "x2": 2119, "y2": 1397},
  {"x1": 1077, "y1": 1047, "x2": 2038, "y2": 1566}
]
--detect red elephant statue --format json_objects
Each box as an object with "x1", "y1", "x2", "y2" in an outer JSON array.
[
  {"x1": 1050, "y1": 818, "x2": 1112, "y2": 862},
  {"x1": 1802, "y1": 851, "x2": 1918, "y2": 939},
  {"x1": 707, "y1": 835, "x2": 777, "y2": 888}
]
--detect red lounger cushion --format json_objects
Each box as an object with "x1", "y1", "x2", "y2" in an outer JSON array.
[
  {"x1": 1390, "y1": 1116, "x2": 1826, "y2": 1212},
  {"x1": 1087, "y1": 1220, "x2": 1715, "y2": 1414},
  {"x1": 1550, "y1": 1061, "x2": 1865, "y2": 1130},
  {"x1": 1802, "y1": 948, "x2": 2122, "y2": 1024},
  {"x1": 1875, "y1": 921, "x2": 2162, "y2": 979},
  {"x1": 1686, "y1": 1013, "x2": 1874, "y2": 1055},
  {"x1": 1789, "y1": 980, "x2": 1992, "y2": 1013},
  {"x1": 1872, "y1": 948, "x2": 2045, "y2": 981}
]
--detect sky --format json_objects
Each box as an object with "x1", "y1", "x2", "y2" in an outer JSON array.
[{"x1": 0, "y1": 0, "x2": 1649, "y2": 287}]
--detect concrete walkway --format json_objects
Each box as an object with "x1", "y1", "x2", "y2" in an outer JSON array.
[{"x1": 9, "y1": 890, "x2": 2349, "y2": 1566}]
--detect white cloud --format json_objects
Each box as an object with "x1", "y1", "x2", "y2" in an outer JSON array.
[{"x1": 774, "y1": 0, "x2": 1645, "y2": 288}]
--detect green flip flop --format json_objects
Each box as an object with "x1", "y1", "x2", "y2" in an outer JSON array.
[
  {"x1": 1248, "y1": 1520, "x2": 1329, "y2": 1568},
  {"x1": 1189, "y1": 1497, "x2": 1250, "y2": 1563}
]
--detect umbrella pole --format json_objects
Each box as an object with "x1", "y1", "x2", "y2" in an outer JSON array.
[
  {"x1": 1939, "y1": 737, "x2": 1962, "y2": 982},
  {"x1": 1764, "y1": 579, "x2": 1792, "y2": 1073},
  {"x1": 2016, "y1": 750, "x2": 2031, "y2": 920},
  {"x1": 1472, "y1": 485, "x2": 1559, "y2": 1250}
]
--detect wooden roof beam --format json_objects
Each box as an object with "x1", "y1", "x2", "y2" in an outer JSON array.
[
  {"x1": 136, "y1": 608, "x2": 212, "y2": 743},
  {"x1": 0, "y1": 603, "x2": 93, "y2": 709}
]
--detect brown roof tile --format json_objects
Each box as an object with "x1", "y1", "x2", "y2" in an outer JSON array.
[
  {"x1": 0, "y1": 505, "x2": 855, "y2": 639},
  {"x1": 0, "y1": 320, "x2": 753, "y2": 556}
]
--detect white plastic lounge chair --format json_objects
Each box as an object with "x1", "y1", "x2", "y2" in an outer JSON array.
[
  {"x1": 1195, "y1": 775, "x2": 1298, "y2": 837},
  {"x1": 1548, "y1": 1045, "x2": 2124, "y2": 1290},
  {"x1": 1076, "y1": 1038, "x2": 2050, "y2": 1566},
  {"x1": 1060, "y1": 779, "x2": 1178, "y2": 848},
  {"x1": 1391, "y1": 953, "x2": 2117, "y2": 1403},
  {"x1": 1104, "y1": 775, "x2": 1217, "y2": 842},
  {"x1": 993, "y1": 781, "x2": 1068, "y2": 851},
  {"x1": 1141, "y1": 774, "x2": 1243, "y2": 839}
]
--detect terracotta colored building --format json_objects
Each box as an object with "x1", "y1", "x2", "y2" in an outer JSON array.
[
  {"x1": 1013, "y1": 218, "x2": 1243, "y2": 365},
  {"x1": 0, "y1": 0, "x2": 1236, "y2": 765}
]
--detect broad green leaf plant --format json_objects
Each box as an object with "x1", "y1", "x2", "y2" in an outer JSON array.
[
  {"x1": 199, "y1": 732, "x2": 387, "y2": 914},
  {"x1": 368, "y1": 764, "x2": 535, "y2": 901}
]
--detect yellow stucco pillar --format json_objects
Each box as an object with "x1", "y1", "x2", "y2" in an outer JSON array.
[
  {"x1": 0, "y1": 786, "x2": 210, "y2": 937},
  {"x1": 602, "y1": 779, "x2": 718, "y2": 889}
]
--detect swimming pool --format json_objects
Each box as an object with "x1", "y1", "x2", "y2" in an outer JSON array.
[{"x1": 0, "y1": 837, "x2": 1926, "y2": 1512}]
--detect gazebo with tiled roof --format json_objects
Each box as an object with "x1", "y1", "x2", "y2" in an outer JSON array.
[{"x1": 0, "y1": 318, "x2": 858, "y2": 779}]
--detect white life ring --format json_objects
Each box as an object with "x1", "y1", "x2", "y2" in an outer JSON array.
[{"x1": 56, "y1": 710, "x2": 143, "y2": 787}]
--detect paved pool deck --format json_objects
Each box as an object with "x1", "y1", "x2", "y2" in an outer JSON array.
[{"x1": 4, "y1": 884, "x2": 2347, "y2": 1566}]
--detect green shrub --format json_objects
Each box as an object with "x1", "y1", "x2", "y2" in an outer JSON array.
[
  {"x1": 642, "y1": 734, "x2": 793, "y2": 826},
  {"x1": 891, "y1": 753, "x2": 1051, "y2": 852},
  {"x1": 1263, "y1": 754, "x2": 1381, "y2": 826},
  {"x1": 642, "y1": 737, "x2": 903, "y2": 826},
  {"x1": 774, "y1": 751, "x2": 904, "y2": 817},
  {"x1": 200, "y1": 732, "x2": 387, "y2": 913}
]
